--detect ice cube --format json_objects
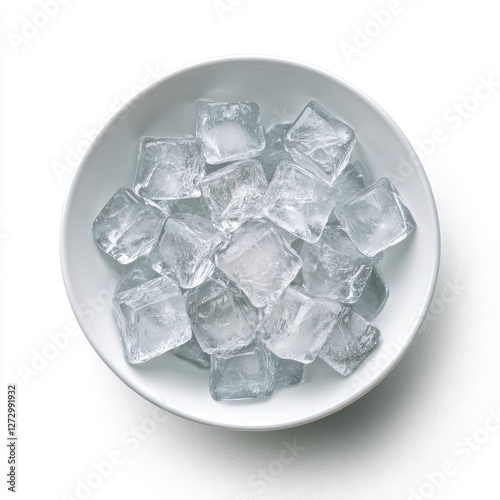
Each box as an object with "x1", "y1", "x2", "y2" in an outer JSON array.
[
  {"x1": 184, "y1": 273, "x2": 258, "y2": 354},
  {"x1": 92, "y1": 187, "x2": 164, "y2": 265},
  {"x1": 115, "y1": 257, "x2": 159, "y2": 294},
  {"x1": 319, "y1": 308, "x2": 380, "y2": 376},
  {"x1": 173, "y1": 335, "x2": 211, "y2": 368},
  {"x1": 327, "y1": 208, "x2": 340, "y2": 226},
  {"x1": 268, "y1": 222, "x2": 298, "y2": 248},
  {"x1": 204, "y1": 160, "x2": 235, "y2": 176},
  {"x1": 290, "y1": 237, "x2": 304, "y2": 255},
  {"x1": 145, "y1": 199, "x2": 171, "y2": 215},
  {"x1": 200, "y1": 159, "x2": 268, "y2": 231},
  {"x1": 113, "y1": 276, "x2": 191, "y2": 364},
  {"x1": 257, "y1": 122, "x2": 294, "y2": 181},
  {"x1": 148, "y1": 214, "x2": 224, "y2": 288},
  {"x1": 209, "y1": 342, "x2": 274, "y2": 400},
  {"x1": 335, "y1": 177, "x2": 416, "y2": 257},
  {"x1": 268, "y1": 350, "x2": 306, "y2": 388},
  {"x1": 215, "y1": 219, "x2": 302, "y2": 307},
  {"x1": 285, "y1": 100, "x2": 355, "y2": 182},
  {"x1": 351, "y1": 268, "x2": 389, "y2": 320},
  {"x1": 134, "y1": 137, "x2": 205, "y2": 200},
  {"x1": 196, "y1": 100, "x2": 265, "y2": 164},
  {"x1": 262, "y1": 160, "x2": 337, "y2": 243},
  {"x1": 260, "y1": 285, "x2": 342, "y2": 364},
  {"x1": 290, "y1": 269, "x2": 304, "y2": 288},
  {"x1": 151, "y1": 197, "x2": 208, "y2": 218},
  {"x1": 331, "y1": 161, "x2": 372, "y2": 205},
  {"x1": 300, "y1": 226, "x2": 378, "y2": 303}
]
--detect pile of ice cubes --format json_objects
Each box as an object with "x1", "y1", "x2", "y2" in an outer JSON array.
[{"x1": 92, "y1": 99, "x2": 416, "y2": 401}]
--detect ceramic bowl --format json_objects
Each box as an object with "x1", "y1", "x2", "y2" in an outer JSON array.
[{"x1": 60, "y1": 56, "x2": 440, "y2": 430}]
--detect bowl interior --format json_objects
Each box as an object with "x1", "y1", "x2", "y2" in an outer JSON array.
[{"x1": 61, "y1": 57, "x2": 440, "y2": 430}]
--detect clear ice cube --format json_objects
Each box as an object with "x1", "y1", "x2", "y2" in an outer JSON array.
[
  {"x1": 285, "y1": 100, "x2": 355, "y2": 182},
  {"x1": 134, "y1": 137, "x2": 205, "y2": 200},
  {"x1": 335, "y1": 177, "x2": 416, "y2": 257},
  {"x1": 261, "y1": 285, "x2": 342, "y2": 364},
  {"x1": 257, "y1": 122, "x2": 294, "y2": 181},
  {"x1": 115, "y1": 257, "x2": 159, "y2": 294},
  {"x1": 268, "y1": 350, "x2": 306, "y2": 388},
  {"x1": 146, "y1": 199, "x2": 172, "y2": 216},
  {"x1": 300, "y1": 226, "x2": 378, "y2": 303},
  {"x1": 148, "y1": 214, "x2": 223, "y2": 289},
  {"x1": 113, "y1": 276, "x2": 191, "y2": 364},
  {"x1": 351, "y1": 268, "x2": 389, "y2": 320},
  {"x1": 196, "y1": 100, "x2": 265, "y2": 164},
  {"x1": 150, "y1": 197, "x2": 208, "y2": 218},
  {"x1": 290, "y1": 237, "x2": 304, "y2": 255},
  {"x1": 319, "y1": 308, "x2": 381, "y2": 376},
  {"x1": 327, "y1": 211, "x2": 340, "y2": 226},
  {"x1": 92, "y1": 187, "x2": 164, "y2": 265},
  {"x1": 184, "y1": 273, "x2": 258, "y2": 354},
  {"x1": 209, "y1": 342, "x2": 274, "y2": 400},
  {"x1": 331, "y1": 161, "x2": 372, "y2": 206},
  {"x1": 262, "y1": 160, "x2": 337, "y2": 243},
  {"x1": 173, "y1": 335, "x2": 211, "y2": 368},
  {"x1": 215, "y1": 219, "x2": 302, "y2": 307},
  {"x1": 290, "y1": 269, "x2": 304, "y2": 288},
  {"x1": 268, "y1": 223, "x2": 299, "y2": 248},
  {"x1": 200, "y1": 159, "x2": 268, "y2": 231}
]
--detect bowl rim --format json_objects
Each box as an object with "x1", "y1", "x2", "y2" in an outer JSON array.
[{"x1": 60, "y1": 54, "x2": 441, "y2": 431}]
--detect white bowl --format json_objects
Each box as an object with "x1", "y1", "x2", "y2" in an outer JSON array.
[{"x1": 60, "y1": 56, "x2": 440, "y2": 431}]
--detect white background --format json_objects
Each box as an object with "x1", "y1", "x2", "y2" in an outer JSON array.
[{"x1": 2, "y1": 1, "x2": 500, "y2": 499}]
